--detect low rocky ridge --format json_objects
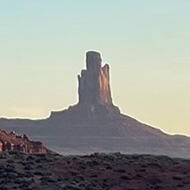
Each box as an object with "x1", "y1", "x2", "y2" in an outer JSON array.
[
  {"x1": 0, "y1": 151, "x2": 190, "y2": 190},
  {"x1": 0, "y1": 129, "x2": 47, "y2": 154}
]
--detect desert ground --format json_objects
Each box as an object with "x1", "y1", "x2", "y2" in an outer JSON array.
[{"x1": 0, "y1": 151, "x2": 190, "y2": 190}]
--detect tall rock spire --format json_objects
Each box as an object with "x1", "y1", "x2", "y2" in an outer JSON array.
[{"x1": 78, "y1": 51, "x2": 113, "y2": 106}]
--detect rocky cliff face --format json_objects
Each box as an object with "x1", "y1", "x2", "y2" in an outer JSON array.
[
  {"x1": 76, "y1": 51, "x2": 119, "y2": 117},
  {"x1": 78, "y1": 51, "x2": 112, "y2": 106},
  {"x1": 0, "y1": 129, "x2": 47, "y2": 154}
]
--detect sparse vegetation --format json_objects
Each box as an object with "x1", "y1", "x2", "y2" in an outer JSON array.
[{"x1": 0, "y1": 151, "x2": 190, "y2": 190}]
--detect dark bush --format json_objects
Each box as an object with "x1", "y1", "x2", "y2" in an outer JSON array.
[
  {"x1": 120, "y1": 175, "x2": 130, "y2": 180},
  {"x1": 24, "y1": 165, "x2": 32, "y2": 170},
  {"x1": 34, "y1": 171, "x2": 43, "y2": 176},
  {"x1": 173, "y1": 176, "x2": 182, "y2": 181},
  {"x1": 40, "y1": 176, "x2": 55, "y2": 183},
  {"x1": 106, "y1": 166, "x2": 112, "y2": 170},
  {"x1": 0, "y1": 187, "x2": 9, "y2": 190},
  {"x1": 7, "y1": 159, "x2": 14, "y2": 163},
  {"x1": 114, "y1": 169, "x2": 126, "y2": 173}
]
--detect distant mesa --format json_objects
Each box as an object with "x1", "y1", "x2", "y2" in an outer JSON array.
[{"x1": 0, "y1": 50, "x2": 190, "y2": 158}]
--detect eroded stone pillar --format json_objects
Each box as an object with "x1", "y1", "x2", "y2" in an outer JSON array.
[{"x1": 78, "y1": 51, "x2": 113, "y2": 106}]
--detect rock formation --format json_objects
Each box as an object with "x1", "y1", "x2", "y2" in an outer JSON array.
[
  {"x1": 0, "y1": 129, "x2": 47, "y2": 154},
  {"x1": 78, "y1": 51, "x2": 112, "y2": 106},
  {"x1": 1, "y1": 50, "x2": 190, "y2": 158},
  {"x1": 49, "y1": 51, "x2": 120, "y2": 119}
]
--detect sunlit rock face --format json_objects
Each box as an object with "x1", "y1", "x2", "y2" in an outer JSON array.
[
  {"x1": 76, "y1": 51, "x2": 119, "y2": 117},
  {"x1": 78, "y1": 51, "x2": 112, "y2": 106}
]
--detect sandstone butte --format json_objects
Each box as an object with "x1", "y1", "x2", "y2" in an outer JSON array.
[
  {"x1": 0, "y1": 51, "x2": 190, "y2": 158},
  {"x1": 49, "y1": 51, "x2": 121, "y2": 120},
  {"x1": 76, "y1": 51, "x2": 120, "y2": 115},
  {"x1": 0, "y1": 129, "x2": 47, "y2": 154}
]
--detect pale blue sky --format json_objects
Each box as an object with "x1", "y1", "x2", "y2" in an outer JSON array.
[{"x1": 0, "y1": 0, "x2": 189, "y2": 135}]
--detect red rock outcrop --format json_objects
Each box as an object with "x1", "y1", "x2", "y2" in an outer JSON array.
[{"x1": 0, "y1": 129, "x2": 47, "y2": 154}]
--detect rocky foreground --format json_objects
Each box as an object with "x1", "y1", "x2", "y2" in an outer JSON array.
[{"x1": 0, "y1": 151, "x2": 190, "y2": 190}]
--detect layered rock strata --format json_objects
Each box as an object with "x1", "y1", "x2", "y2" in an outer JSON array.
[{"x1": 0, "y1": 129, "x2": 47, "y2": 154}]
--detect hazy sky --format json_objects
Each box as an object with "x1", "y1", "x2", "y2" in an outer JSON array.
[{"x1": 0, "y1": 0, "x2": 189, "y2": 135}]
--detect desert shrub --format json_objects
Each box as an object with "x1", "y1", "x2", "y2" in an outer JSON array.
[
  {"x1": 34, "y1": 171, "x2": 43, "y2": 176},
  {"x1": 86, "y1": 160, "x2": 99, "y2": 167},
  {"x1": 149, "y1": 178, "x2": 162, "y2": 184},
  {"x1": 36, "y1": 164, "x2": 43, "y2": 169},
  {"x1": 139, "y1": 169, "x2": 146, "y2": 172},
  {"x1": 35, "y1": 154, "x2": 47, "y2": 162},
  {"x1": 62, "y1": 185, "x2": 83, "y2": 190},
  {"x1": 14, "y1": 154, "x2": 25, "y2": 160},
  {"x1": 57, "y1": 178, "x2": 62, "y2": 182},
  {"x1": 4, "y1": 166, "x2": 15, "y2": 173},
  {"x1": 35, "y1": 154, "x2": 46, "y2": 158},
  {"x1": 120, "y1": 175, "x2": 130, "y2": 180},
  {"x1": 114, "y1": 169, "x2": 126, "y2": 173},
  {"x1": 106, "y1": 166, "x2": 112, "y2": 170},
  {"x1": 0, "y1": 154, "x2": 6, "y2": 160},
  {"x1": 26, "y1": 155, "x2": 35, "y2": 161},
  {"x1": 24, "y1": 165, "x2": 32, "y2": 170},
  {"x1": 63, "y1": 178, "x2": 69, "y2": 181},
  {"x1": 24, "y1": 171, "x2": 34, "y2": 178},
  {"x1": 177, "y1": 184, "x2": 184, "y2": 187},
  {"x1": 173, "y1": 176, "x2": 182, "y2": 181},
  {"x1": 7, "y1": 159, "x2": 14, "y2": 163},
  {"x1": 90, "y1": 174, "x2": 98, "y2": 178},
  {"x1": 102, "y1": 183, "x2": 109, "y2": 188},
  {"x1": 78, "y1": 175, "x2": 85, "y2": 181},
  {"x1": 9, "y1": 151, "x2": 20, "y2": 155},
  {"x1": 80, "y1": 165, "x2": 86, "y2": 169},
  {"x1": 91, "y1": 183, "x2": 97, "y2": 187},
  {"x1": 7, "y1": 172, "x2": 19, "y2": 180},
  {"x1": 35, "y1": 159, "x2": 41, "y2": 163},
  {"x1": 21, "y1": 162, "x2": 27, "y2": 166},
  {"x1": 14, "y1": 178, "x2": 25, "y2": 185},
  {"x1": 103, "y1": 179, "x2": 108, "y2": 182},
  {"x1": 135, "y1": 174, "x2": 143, "y2": 178},
  {"x1": 71, "y1": 171, "x2": 78, "y2": 176},
  {"x1": 0, "y1": 187, "x2": 8, "y2": 190},
  {"x1": 154, "y1": 185, "x2": 162, "y2": 190},
  {"x1": 19, "y1": 184, "x2": 32, "y2": 190},
  {"x1": 141, "y1": 164, "x2": 147, "y2": 168},
  {"x1": 0, "y1": 165, "x2": 5, "y2": 170},
  {"x1": 40, "y1": 176, "x2": 55, "y2": 183}
]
